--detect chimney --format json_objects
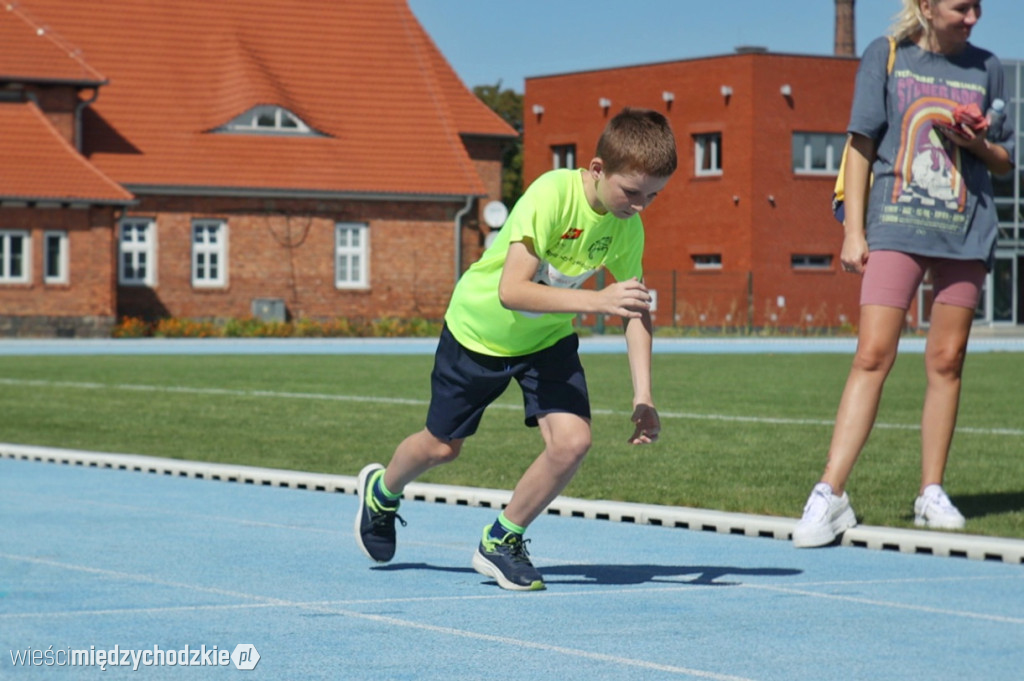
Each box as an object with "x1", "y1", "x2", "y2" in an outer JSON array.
[{"x1": 835, "y1": 0, "x2": 856, "y2": 57}]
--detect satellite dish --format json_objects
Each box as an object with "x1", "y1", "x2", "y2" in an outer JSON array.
[{"x1": 483, "y1": 200, "x2": 508, "y2": 228}]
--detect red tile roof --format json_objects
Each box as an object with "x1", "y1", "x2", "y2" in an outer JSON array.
[
  {"x1": 0, "y1": 101, "x2": 133, "y2": 204},
  {"x1": 10, "y1": 0, "x2": 517, "y2": 199},
  {"x1": 0, "y1": 2, "x2": 105, "y2": 84}
]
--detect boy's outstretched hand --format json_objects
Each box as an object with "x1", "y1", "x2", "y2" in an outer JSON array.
[{"x1": 627, "y1": 404, "x2": 660, "y2": 444}]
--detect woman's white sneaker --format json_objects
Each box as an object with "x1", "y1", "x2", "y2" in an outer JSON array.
[
  {"x1": 792, "y1": 482, "x2": 857, "y2": 548},
  {"x1": 913, "y1": 485, "x2": 965, "y2": 530}
]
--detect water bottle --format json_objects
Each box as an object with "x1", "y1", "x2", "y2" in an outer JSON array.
[{"x1": 987, "y1": 98, "x2": 1006, "y2": 141}]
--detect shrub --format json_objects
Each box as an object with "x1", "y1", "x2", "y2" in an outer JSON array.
[
  {"x1": 112, "y1": 317, "x2": 152, "y2": 338},
  {"x1": 153, "y1": 318, "x2": 219, "y2": 338}
]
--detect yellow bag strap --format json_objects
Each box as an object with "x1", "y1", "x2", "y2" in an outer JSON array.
[
  {"x1": 834, "y1": 37, "x2": 897, "y2": 202},
  {"x1": 885, "y1": 36, "x2": 896, "y2": 74}
]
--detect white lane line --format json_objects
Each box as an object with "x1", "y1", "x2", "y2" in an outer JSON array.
[
  {"x1": 1, "y1": 377, "x2": 1020, "y2": 437},
  {"x1": 0, "y1": 552, "x2": 756, "y2": 681},
  {"x1": 742, "y1": 582, "x2": 1024, "y2": 624}
]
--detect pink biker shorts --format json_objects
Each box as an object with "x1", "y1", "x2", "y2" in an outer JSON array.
[{"x1": 860, "y1": 250, "x2": 987, "y2": 310}]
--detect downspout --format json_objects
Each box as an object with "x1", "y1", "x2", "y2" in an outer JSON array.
[
  {"x1": 74, "y1": 86, "x2": 100, "y2": 153},
  {"x1": 453, "y1": 195, "x2": 474, "y2": 283}
]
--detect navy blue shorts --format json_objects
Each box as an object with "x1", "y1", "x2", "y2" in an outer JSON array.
[{"x1": 425, "y1": 325, "x2": 591, "y2": 441}]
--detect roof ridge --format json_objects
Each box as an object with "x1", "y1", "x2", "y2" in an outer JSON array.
[
  {"x1": 395, "y1": 0, "x2": 484, "y2": 195},
  {"x1": 3, "y1": 1, "x2": 106, "y2": 82}
]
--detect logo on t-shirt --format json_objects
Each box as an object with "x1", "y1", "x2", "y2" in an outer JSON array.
[
  {"x1": 588, "y1": 236, "x2": 612, "y2": 260},
  {"x1": 560, "y1": 227, "x2": 584, "y2": 240}
]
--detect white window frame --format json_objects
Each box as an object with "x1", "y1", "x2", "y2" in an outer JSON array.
[
  {"x1": 119, "y1": 217, "x2": 156, "y2": 286},
  {"x1": 0, "y1": 230, "x2": 30, "y2": 284},
  {"x1": 192, "y1": 219, "x2": 228, "y2": 288},
  {"x1": 792, "y1": 132, "x2": 847, "y2": 174},
  {"x1": 43, "y1": 230, "x2": 69, "y2": 284},
  {"x1": 335, "y1": 222, "x2": 368, "y2": 289},
  {"x1": 694, "y1": 133, "x2": 722, "y2": 176},
  {"x1": 219, "y1": 105, "x2": 317, "y2": 135}
]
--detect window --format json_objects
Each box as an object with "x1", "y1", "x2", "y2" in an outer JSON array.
[
  {"x1": 0, "y1": 230, "x2": 29, "y2": 283},
  {"x1": 691, "y1": 254, "x2": 722, "y2": 270},
  {"x1": 192, "y1": 219, "x2": 227, "y2": 287},
  {"x1": 694, "y1": 133, "x2": 722, "y2": 176},
  {"x1": 335, "y1": 222, "x2": 368, "y2": 288},
  {"x1": 119, "y1": 218, "x2": 156, "y2": 286},
  {"x1": 551, "y1": 144, "x2": 576, "y2": 169},
  {"x1": 43, "y1": 231, "x2": 68, "y2": 284},
  {"x1": 791, "y1": 254, "x2": 833, "y2": 270},
  {"x1": 792, "y1": 133, "x2": 847, "y2": 174},
  {"x1": 216, "y1": 105, "x2": 320, "y2": 136}
]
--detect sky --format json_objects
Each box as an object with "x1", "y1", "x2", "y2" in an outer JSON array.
[{"x1": 407, "y1": 0, "x2": 1024, "y2": 93}]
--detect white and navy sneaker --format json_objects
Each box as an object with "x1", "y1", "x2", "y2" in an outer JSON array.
[{"x1": 471, "y1": 525, "x2": 545, "y2": 591}]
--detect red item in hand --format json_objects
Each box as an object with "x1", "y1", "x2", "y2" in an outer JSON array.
[{"x1": 953, "y1": 103, "x2": 989, "y2": 134}]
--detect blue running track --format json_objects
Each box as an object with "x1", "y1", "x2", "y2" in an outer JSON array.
[{"x1": 2, "y1": 450, "x2": 1022, "y2": 681}]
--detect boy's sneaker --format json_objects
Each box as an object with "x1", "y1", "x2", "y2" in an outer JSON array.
[
  {"x1": 471, "y1": 526, "x2": 545, "y2": 591},
  {"x1": 914, "y1": 485, "x2": 965, "y2": 530},
  {"x1": 792, "y1": 482, "x2": 857, "y2": 548},
  {"x1": 354, "y1": 463, "x2": 405, "y2": 563}
]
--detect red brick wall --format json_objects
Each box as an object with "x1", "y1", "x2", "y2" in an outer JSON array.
[
  {"x1": 0, "y1": 206, "x2": 116, "y2": 316},
  {"x1": 28, "y1": 85, "x2": 79, "y2": 147},
  {"x1": 113, "y1": 142, "x2": 507, "y2": 326},
  {"x1": 524, "y1": 53, "x2": 868, "y2": 329},
  {"x1": 0, "y1": 206, "x2": 117, "y2": 336},
  {"x1": 117, "y1": 196, "x2": 470, "y2": 322}
]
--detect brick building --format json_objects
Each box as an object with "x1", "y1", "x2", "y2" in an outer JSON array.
[
  {"x1": 0, "y1": 0, "x2": 516, "y2": 337},
  {"x1": 524, "y1": 50, "x2": 1024, "y2": 331},
  {"x1": 525, "y1": 51, "x2": 867, "y2": 332}
]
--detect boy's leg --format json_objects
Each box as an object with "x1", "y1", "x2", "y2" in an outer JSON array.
[
  {"x1": 473, "y1": 413, "x2": 591, "y2": 591},
  {"x1": 384, "y1": 429, "x2": 464, "y2": 494},
  {"x1": 505, "y1": 412, "x2": 592, "y2": 528},
  {"x1": 473, "y1": 335, "x2": 592, "y2": 591},
  {"x1": 473, "y1": 412, "x2": 591, "y2": 590},
  {"x1": 503, "y1": 331, "x2": 593, "y2": 526},
  {"x1": 355, "y1": 430, "x2": 464, "y2": 563},
  {"x1": 355, "y1": 324, "x2": 507, "y2": 563}
]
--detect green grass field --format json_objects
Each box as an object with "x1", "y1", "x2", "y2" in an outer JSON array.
[{"x1": 2, "y1": 350, "x2": 1022, "y2": 538}]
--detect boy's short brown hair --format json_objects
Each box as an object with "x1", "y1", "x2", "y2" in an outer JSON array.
[{"x1": 595, "y1": 108, "x2": 678, "y2": 178}]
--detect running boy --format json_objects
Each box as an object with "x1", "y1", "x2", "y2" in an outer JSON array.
[{"x1": 354, "y1": 107, "x2": 677, "y2": 591}]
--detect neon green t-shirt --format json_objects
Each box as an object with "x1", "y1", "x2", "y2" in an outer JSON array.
[{"x1": 445, "y1": 168, "x2": 645, "y2": 356}]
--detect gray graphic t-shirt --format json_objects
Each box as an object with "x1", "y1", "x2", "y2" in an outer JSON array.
[{"x1": 848, "y1": 37, "x2": 1015, "y2": 266}]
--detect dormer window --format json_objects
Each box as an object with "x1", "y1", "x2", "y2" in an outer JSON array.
[{"x1": 216, "y1": 105, "x2": 321, "y2": 136}]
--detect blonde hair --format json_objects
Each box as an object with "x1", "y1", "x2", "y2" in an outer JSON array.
[{"x1": 890, "y1": 0, "x2": 934, "y2": 43}]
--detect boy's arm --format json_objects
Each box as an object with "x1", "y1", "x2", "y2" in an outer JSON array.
[
  {"x1": 623, "y1": 312, "x2": 660, "y2": 444},
  {"x1": 499, "y1": 240, "x2": 652, "y2": 318}
]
